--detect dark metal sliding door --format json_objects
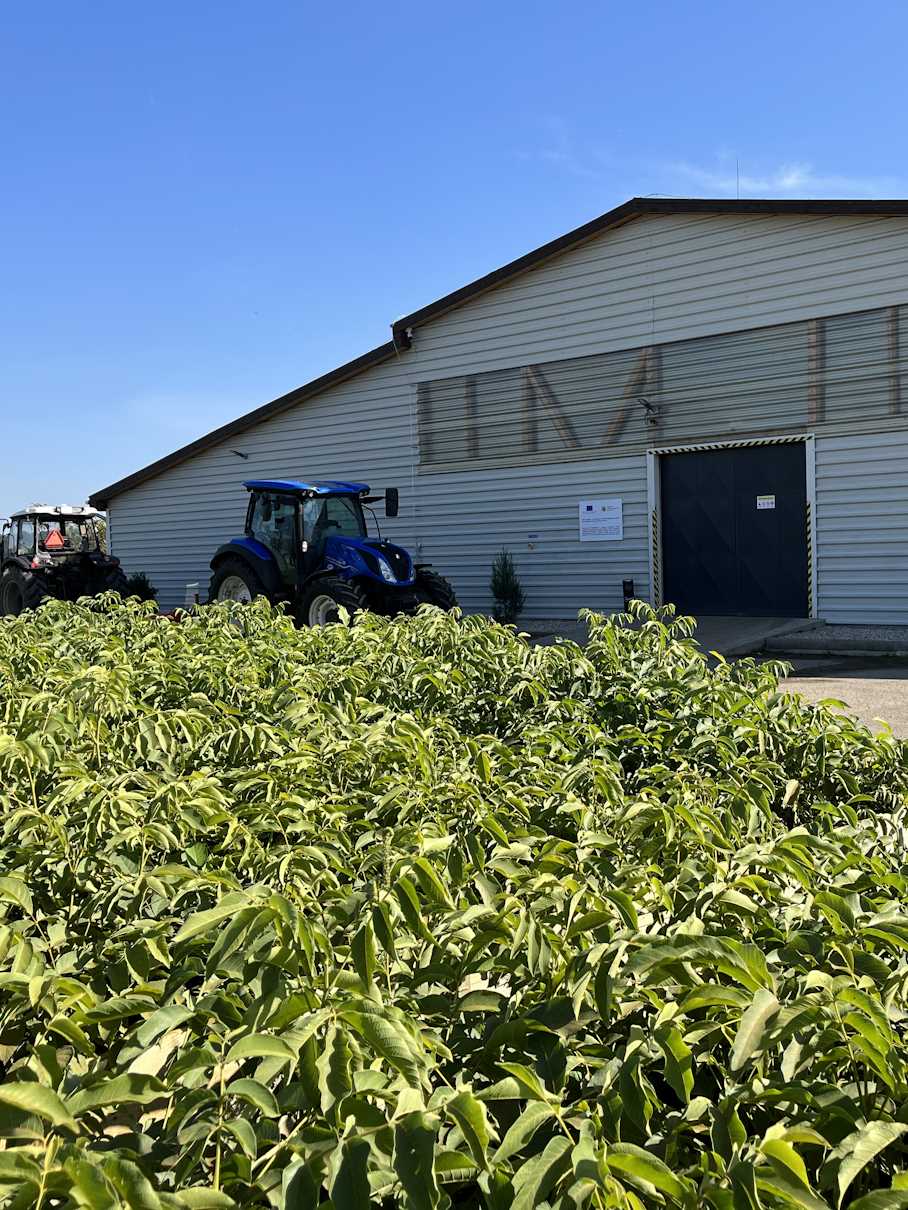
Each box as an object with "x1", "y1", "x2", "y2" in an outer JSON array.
[{"x1": 661, "y1": 443, "x2": 808, "y2": 617}]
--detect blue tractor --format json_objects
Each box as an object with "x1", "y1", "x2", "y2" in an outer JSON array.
[{"x1": 209, "y1": 479, "x2": 457, "y2": 625}]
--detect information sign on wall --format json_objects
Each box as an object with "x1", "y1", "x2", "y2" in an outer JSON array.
[{"x1": 579, "y1": 498, "x2": 623, "y2": 541}]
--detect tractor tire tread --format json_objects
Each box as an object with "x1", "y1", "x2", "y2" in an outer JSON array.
[
  {"x1": 0, "y1": 567, "x2": 49, "y2": 616},
  {"x1": 299, "y1": 576, "x2": 367, "y2": 626},
  {"x1": 105, "y1": 569, "x2": 130, "y2": 596},
  {"x1": 413, "y1": 569, "x2": 458, "y2": 611},
  {"x1": 208, "y1": 557, "x2": 267, "y2": 604}
]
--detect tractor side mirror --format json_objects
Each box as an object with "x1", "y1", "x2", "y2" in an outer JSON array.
[{"x1": 384, "y1": 488, "x2": 399, "y2": 519}]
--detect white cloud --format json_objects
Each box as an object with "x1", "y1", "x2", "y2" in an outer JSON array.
[
  {"x1": 518, "y1": 119, "x2": 906, "y2": 200},
  {"x1": 664, "y1": 158, "x2": 906, "y2": 199}
]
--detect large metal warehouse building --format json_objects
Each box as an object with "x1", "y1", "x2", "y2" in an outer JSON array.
[{"x1": 91, "y1": 197, "x2": 908, "y2": 623}]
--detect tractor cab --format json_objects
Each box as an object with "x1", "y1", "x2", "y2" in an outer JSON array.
[
  {"x1": 209, "y1": 479, "x2": 456, "y2": 625},
  {"x1": 0, "y1": 504, "x2": 127, "y2": 616}
]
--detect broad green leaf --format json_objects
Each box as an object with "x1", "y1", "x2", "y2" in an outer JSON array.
[
  {"x1": 394, "y1": 876, "x2": 434, "y2": 942},
  {"x1": 135, "y1": 1005, "x2": 195, "y2": 1048},
  {"x1": 173, "y1": 893, "x2": 256, "y2": 945},
  {"x1": 175, "y1": 1191, "x2": 235, "y2": 1209},
  {"x1": 475, "y1": 1078, "x2": 524, "y2": 1101},
  {"x1": 223, "y1": 1117, "x2": 257, "y2": 1160},
  {"x1": 84, "y1": 996, "x2": 158, "y2": 1023},
  {"x1": 372, "y1": 900, "x2": 397, "y2": 960},
  {"x1": 64, "y1": 1155, "x2": 118, "y2": 1210},
  {"x1": 835, "y1": 1122, "x2": 908, "y2": 1207},
  {"x1": 849, "y1": 1194, "x2": 908, "y2": 1210},
  {"x1": 411, "y1": 857, "x2": 453, "y2": 909},
  {"x1": 225, "y1": 1033, "x2": 295, "y2": 1064},
  {"x1": 68, "y1": 1073, "x2": 166, "y2": 1115},
  {"x1": 630, "y1": 937, "x2": 770, "y2": 991},
  {"x1": 0, "y1": 1082, "x2": 78, "y2": 1131},
  {"x1": 446, "y1": 1089, "x2": 493, "y2": 1171},
  {"x1": 761, "y1": 1138, "x2": 811, "y2": 1187},
  {"x1": 317, "y1": 1025, "x2": 353, "y2": 1112},
  {"x1": 730, "y1": 988, "x2": 780, "y2": 1071},
  {"x1": 46, "y1": 1015, "x2": 94, "y2": 1056},
  {"x1": 457, "y1": 989, "x2": 506, "y2": 1013},
  {"x1": 607, "y1": 1143, "x2": 690, "y2": 1200},
  {"x1": 492, "y1": 1101, "x2": 554, "y2": 1166},
  {"x1": 331, "y1": 1137, "x2": 371, "y2": 1210},
  {"x1": 342, "y1": 1008, "x2": 423, "y2": 1088},
  {"x1": 755, "y1": 1169, "x2": 830, "y2": 1210},
  {"x1": 227, "y1": 1078, "x2": 279, "y2": 1117},
  {"x1": 351, "y1": 920, "x2": 376, "y2": 986},
  {"x1": 602, "y1": 889, "x2": 638, "y2": 931},
  {"x1": 474, "y1": 748, "x2": 492, "y2": 784},
  {"x1": 0, "y1": 876, "x2": 33, "y2": 914},
  {"x1": 393, "y1": 1111, "x2": 440, "y2": 1210},
  {"x1": 511, "y1": 1136, "x2": 572, "y2": 1210},
  {"x1": 101, "y1": 1156, "x2": 162, "y2": 1210},
  {"x1": 498, "y1": 1062, "x2": 552, "y2": 1103},
  {"x1": 655, "y1": 1024, "x2": 693, "y2": 1103},
  {"x1": 0, "y1": 1151, "x2": 42, "y2": 1182},
  {"x1": 281, "y1": 1159, "x2": 320, "y2": 1210}
]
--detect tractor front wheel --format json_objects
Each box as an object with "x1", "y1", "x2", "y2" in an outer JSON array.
[
  {"x1": 0, "y1": 568, "x2": 48, "y2": 617},
  {"x1": 299, "y1": 576, "x2": 366, "y2": 626},
  {"x1": 209, "y1": 558, "x2": 266, "y2": 605},
  {"x1": 413, "y1": 569, "x2": 458, "y2": 611}
]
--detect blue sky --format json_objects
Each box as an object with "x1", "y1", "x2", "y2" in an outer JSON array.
[{"x1": 2, "y1": 1, "x2": 905, "y2": 515}]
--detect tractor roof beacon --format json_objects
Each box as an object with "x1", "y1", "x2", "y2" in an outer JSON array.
[
  {"x1": 0, "y1": 506, "x2": 128, "y2": 617},
  {"x1": 209, "y1": 480, "x2": 457, "y2": 625}
]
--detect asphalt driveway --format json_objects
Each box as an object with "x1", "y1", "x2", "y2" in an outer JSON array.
[{"x1": 780, "y1": 658, "x2": 908, "y2": 737}]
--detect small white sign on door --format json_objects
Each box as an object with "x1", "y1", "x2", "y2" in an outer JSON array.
[
  {"x1": 579, "y1": 498, "x2": 623, "y2": 541},
  {"x1": 756, "y1": 494, "x2": 776, "y2": 510}
]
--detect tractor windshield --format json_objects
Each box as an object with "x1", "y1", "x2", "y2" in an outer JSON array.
[
  {"x1": 302, "y1": 495, "x2": 366, "y2": 547},
  {"x1": 37, "y1": 518, "x2": 101, "y2": 554}
]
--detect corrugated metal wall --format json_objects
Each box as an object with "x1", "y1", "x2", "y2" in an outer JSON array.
[
  {"x1": 417, "y1": 305, "x2": 905, "y2": 472},
  {"x1": 413, "y1": 454, "x2": 649, "y2": 619},
  {"x1": 106, "y1": 211, "x2": 908, "y2": 619},
  {"x1": 408, "y1": 212, "x2": 908, "y2": 376},
  {"x1": 815, "y1": 431, "x2": 908, "y2": 623}
]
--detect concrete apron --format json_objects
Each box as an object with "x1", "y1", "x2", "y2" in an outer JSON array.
[
  {"x1": 525, "y1": 615, "x2": 817, "y2": 658},
  {"x1": 689, "y1": 616, "x2": 818, "y2": 659}
]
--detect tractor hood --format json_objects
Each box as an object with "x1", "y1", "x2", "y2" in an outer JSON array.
[{"x1": 323, "y1": 535, "x2": 415, "y2": 586}]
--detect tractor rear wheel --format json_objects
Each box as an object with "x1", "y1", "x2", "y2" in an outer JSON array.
[
  {"x1": 209, "y1": 558, "x2": 266, "y2": 605},
  {"x1": 0, "y1": 568, "x2": 48, "y2": 617},
  {"x1": 104, "y1": 568, "x2": 129, "y2": 596},
  {"x1": 413, "y1": 569, "x2": 458, "y2": 611},
  {"x1": 299, "y1": 576, "x2": 366, "y2": 625}
]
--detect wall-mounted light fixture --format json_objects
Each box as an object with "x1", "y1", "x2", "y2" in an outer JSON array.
[{"x1": 637, "y1": 397, "x2": 660, "y2": 426}]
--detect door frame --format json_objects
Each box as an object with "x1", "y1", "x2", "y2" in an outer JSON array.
[{"x1": 646, "y1": 434, "x2": 817, "y2": 619}]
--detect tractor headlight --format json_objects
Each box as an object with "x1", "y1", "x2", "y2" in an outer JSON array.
[{"x1": 377, "y1": 556, "x2": 396, "y2": 583}]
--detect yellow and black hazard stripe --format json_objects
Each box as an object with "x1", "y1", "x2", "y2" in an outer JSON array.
[
  {"x1": 806, "y1": 500, "x2": 814, "y2": 617},
  {"x1": 651, "y1": 508, "x2": 662, "y2": 606},
  {"x1": 650, "y1": 434, "x2": 807, "y2": 455}
]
